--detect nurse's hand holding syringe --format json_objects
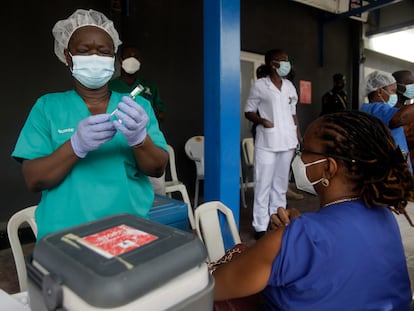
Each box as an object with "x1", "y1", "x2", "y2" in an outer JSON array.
[
  {"x1": 70, "y1": 114, "x2": 116, "y2": 158},
  {"x1": 70, "y1": 85, "x2": 146, "y2": 158},
  {"x1": 110, "y1": 84, "x2": 144, "y2": 118},
  {"x1": 111, "y1": 84, "x2": 149, "y2": 147}
]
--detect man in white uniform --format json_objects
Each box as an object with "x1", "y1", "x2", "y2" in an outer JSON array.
[{"x1": 245, "y1": 49, "x2": 301, "y2": 239}]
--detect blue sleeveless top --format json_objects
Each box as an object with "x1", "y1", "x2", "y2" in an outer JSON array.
[{"x1": 263, "y1": 200, "x2": 411, "y2": 311}]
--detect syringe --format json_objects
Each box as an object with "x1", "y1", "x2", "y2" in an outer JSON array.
[{"x1": 110, "y1": 84, "x2": 145, "y2": 117}]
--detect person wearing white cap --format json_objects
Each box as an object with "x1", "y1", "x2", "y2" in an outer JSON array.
[
  {"x1": 12, "y1": 9, "x2": 168, "y2": 240},
  {"x1": 360, "y1": 70, "x2": 412, "y2": 171}
]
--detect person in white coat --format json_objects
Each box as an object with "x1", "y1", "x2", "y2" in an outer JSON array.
[{"x1": 245, "y1": 49, "x2": 301, "y2": 239}]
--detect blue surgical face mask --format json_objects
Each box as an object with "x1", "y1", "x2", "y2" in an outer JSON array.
[
  {"x1": 70, "y1": 53, "x2": 115, "y2": 89},
  {"x1": 276, "y1": 61, "x2": 291, "y2": 77},
  {"x1": 403, "y1": 84, "x2": 414, "y2": 99},
  {"x1": 387, "y1": 94, "x2": 398, "y2": 107},
  {"x1": 382, "y1": 89, "x2": 398, "y2": 107}
]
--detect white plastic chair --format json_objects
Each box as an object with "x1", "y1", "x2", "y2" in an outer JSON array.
[
  {"x1": 184, "y1": 136, "x2": 204, "y2": 208},
  {"x1": 241, "y1": 138, "x2": 255, "y2": 207},
  {"x1": 165, "y1": 144, "x2": 195, "y2": 229},
  {"x1": 242, "y1": 138, "x2": 254, "y2": 189},
  {"x1": 194, "y1": 201, "x2": 241, "y2": 262},
  {"x1": 7, "y1": 205, "x2": 38, "y2": 292}
]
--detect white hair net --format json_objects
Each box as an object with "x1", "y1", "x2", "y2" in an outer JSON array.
[
  {"x1": 52, "y1": 9, "x2": 122, "y2": 63},
  {"x1": 365, "y1": 70, "x2": 396, "y2": 96}
]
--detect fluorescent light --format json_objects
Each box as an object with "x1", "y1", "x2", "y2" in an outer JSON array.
[{"x1": 366, "y1": 28, "x2": 414, "y2": 63}]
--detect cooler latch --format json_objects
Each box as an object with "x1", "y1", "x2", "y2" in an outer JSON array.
[{"x1": 42, "y1": 274, "x2": 63, "y2": 311}]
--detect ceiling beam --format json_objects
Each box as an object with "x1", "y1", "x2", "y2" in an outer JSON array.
[{"x1": 328, "y1": 0, "x2": 403, "y2": 22}]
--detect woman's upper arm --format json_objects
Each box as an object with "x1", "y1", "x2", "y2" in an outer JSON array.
[{"x1": 245, "y1": 83, "x2": 261, "y2": 112}]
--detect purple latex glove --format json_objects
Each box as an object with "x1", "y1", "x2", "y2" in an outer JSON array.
[
  {"x1": 113, "y1": 96, "x2": 148, "y2": 147},
  {"x1": 70, "y1": 114, "x2": 116, "y2": 158}
]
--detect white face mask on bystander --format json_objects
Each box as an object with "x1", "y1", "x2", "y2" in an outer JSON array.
[{"x1": 122, "y1": 57, "x2": 141, "y2": 74}]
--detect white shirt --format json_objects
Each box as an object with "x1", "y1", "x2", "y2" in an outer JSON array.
[{"x1": 245, "y1": 77, "x2": 298, "y2": 152}]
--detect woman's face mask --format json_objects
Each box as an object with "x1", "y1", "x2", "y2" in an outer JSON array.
[
  {"x1": 70, "y1": 53, "x2": 115, "y2": 89},
  {"x1": 291, "y1": 155, "x2": 327, "y2": 195},
  {"x1": 274, "y1": 60, "x2": 291, "y2": 77}
]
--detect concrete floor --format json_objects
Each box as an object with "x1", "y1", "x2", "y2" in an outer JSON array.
[{"x1": 1, "y1": 185, "x2": 413, "y2": 297}]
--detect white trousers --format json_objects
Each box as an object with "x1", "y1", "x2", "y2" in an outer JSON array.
[
  {"x1": 252, "y1": 148, "x2": 295, "y2": 232},
  {"x1": 149, "y1": 172, "x2": 166, "y2": 196}
]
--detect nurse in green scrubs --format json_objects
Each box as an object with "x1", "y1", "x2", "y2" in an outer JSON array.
[{"x1": 12, "y1": 9, "x2": 168, "y2": 240}]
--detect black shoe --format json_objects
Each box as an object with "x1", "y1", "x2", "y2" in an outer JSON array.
[{"x1": 254, "y1": 231, "x2": 266, "y2": 240}]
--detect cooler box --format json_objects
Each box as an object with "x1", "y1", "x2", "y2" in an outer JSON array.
[
  {"x1": 27, "y1": 214, "x2": 213, "y2": 311},
  {"x1": 149, "y1": 195, "x2": 189, "y2": 231}
]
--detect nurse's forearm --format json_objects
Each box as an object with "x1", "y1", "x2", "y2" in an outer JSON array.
[
  {"x1": 293, "y1": 115, "x2": 302, "y2": 143},
  {"x1": 132, "y1": 135, "x2": 168, "y2": 177},
  {"x1": 22, "y1": 141, "x2": 79, "y2": 192},
  {"x1": 245, "y1": 111, "x2": 273, "y2": 128},
  {"x1": 245, "y1": 111, "x2": 261, "y2": 124}
]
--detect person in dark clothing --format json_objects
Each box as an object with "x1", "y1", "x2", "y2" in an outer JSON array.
[
  {"x1": 392, "y1": 70, "x2": 414, "y2": 166},
  {"x1": 320, "y1": 73, "x2": 348, "y2": 115}
]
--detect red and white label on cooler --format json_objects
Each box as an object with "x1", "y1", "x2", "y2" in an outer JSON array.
[{"x1": 78, "y1": 224, "x2": 158, "y2": 258}]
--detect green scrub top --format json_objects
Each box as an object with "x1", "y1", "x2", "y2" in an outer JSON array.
[{"x1": 12, "y1": 90, "x2": 167, "y2": 240}]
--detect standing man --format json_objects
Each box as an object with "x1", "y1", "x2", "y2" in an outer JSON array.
[
  {"x1": 320, "y1": 73, "x2": 348, "y2": 115},
  {"x1": 109, "y1": 45, "x2": 167, "y2": 195},
  {"x1": 245, "y1": 49, "x2": 301, "y2": 239},
  {"x1": 392, "y1": 70, "x2": 414, "y2": 165}
]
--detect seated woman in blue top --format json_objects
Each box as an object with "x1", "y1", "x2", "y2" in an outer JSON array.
[
  {"x1": 361, "y1": 70, "x2": 412, "y2": 171},
  {"x1": 12, "y1": 9, "x2": 168, "y2": 240},
  {"x1": 213, "y1": 111, "x2": 414, "y2": 310}
]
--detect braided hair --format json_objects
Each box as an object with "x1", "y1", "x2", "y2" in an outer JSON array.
[{"x1": 317, "y1": 110, "x2": 414, "y2": 226}]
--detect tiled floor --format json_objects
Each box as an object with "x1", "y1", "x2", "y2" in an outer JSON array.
[{"x1": 1, "y1": 185, "x2": 413, "y2": 296}]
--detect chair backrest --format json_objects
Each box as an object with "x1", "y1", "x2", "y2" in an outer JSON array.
[
  {"x1": 242, "y1": 137, "x2": 254, "y2": 166},
  {"x1": 166, "y1": 144, "x2": 178, "y2": 183},
  {"x1": 165, "y1": 144, "x2": 195, "y2": 229},
  {"x1": 194, "y1": 201, "x2": 241, "y2": 262},
  {"x1": 184, "y1": 136, "x2": 204, "y2": 177},
  {"x1": 7, "y1": 205, "x2": 38, "y2": 292}
]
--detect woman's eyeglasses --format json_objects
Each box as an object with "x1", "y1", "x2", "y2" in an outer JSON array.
[{"x1": 296, "y1": 147, "x2": 356, "y2": 163}]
